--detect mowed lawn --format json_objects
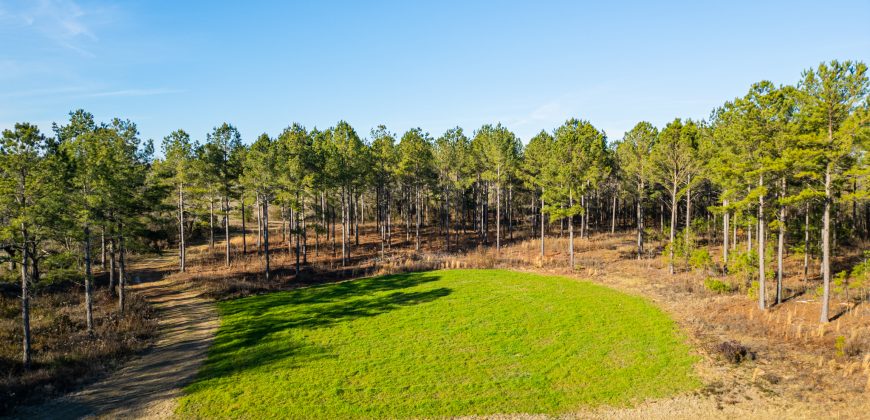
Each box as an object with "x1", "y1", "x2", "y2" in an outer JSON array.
[{"x1": 177, "y1": 269, "x2": 699, "y2": 418}]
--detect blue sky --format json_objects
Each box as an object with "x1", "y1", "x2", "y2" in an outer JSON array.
[{"x1": 1, "y1": 1, "x2": 868, "y2": 147}]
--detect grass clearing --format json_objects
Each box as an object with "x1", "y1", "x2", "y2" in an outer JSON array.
[{"x1": 178, "y1": 269, "x2": 699, "y2": 418}]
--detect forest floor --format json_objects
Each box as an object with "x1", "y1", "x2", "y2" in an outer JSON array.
[
  {"x1": 9, "y1": 254, "x2": 218, "y2": 419},
  {"x1": 10, "y1": 224, "x2": 870, "y2": 419}
]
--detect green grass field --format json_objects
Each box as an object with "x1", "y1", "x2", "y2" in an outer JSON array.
[{"x1": 177, "y1": 269, "x2": 699, "y2": 418}]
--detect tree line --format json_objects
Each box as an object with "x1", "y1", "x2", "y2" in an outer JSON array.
[{"x1": 2, "y1": 60, "x2": 868, "y2": 369}]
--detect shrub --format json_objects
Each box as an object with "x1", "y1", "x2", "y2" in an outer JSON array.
[
  {"x1": 729, "y1": 249, "x2": 757, "y2": 282},
  {"x1": 747, "y1": 280, "x2": 759, "y2": 299},
  {"x1": 835, "y1": 336, "x2": 846, "y2": 358},
  {"x1": 704, "y1": 278, "x2": 732, "y2": 294},
  {"x1": 843, "y1": 337, "x2": 864, "y2": 357},
  {"x1": 714, "y1": 340, "x2": 755, "y2": 364},
  {"x1": 848, "y1": 253, "x2": 870, "y2": 289},
  {"x1": 690, "y1": 249, "x2": 713, "y2": 272}
]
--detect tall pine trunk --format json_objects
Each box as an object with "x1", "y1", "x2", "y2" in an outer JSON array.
[
  {"x1": 118, "y1": 225, "x2": 126, "y2": 315},
  {"x1": 685, "y1": 183, "x2": 692, "y2": 249},
  {"x1": 21, "y1": 223, "x2": 31, "y2": 368},
  {"x1": 569, "y1": 189, "x2": 575, "y2": 270},
  {"x1": 179, "y1": 182, "x2": 186, "y2": 272},
  {"x1": 295, "y1": 194, "x2": 300, "y2": 274},
  {"x1": 355, "y1": 193, "x2": 360, "y2": 246},
  {"x1": 84, "y1": 226, "x2": 94, "y2": 334},
  {"x1": 668, "y1": 182, "x2": 677, "y2": 275},
  {"x1": 100, "y1": 228, "x2": 106, "y2": 270},
  {"x1": 723, "y1": 199, "x2": 729, "y2": 270},
  {"x1": 241, "y1": 196, "x2": 247, "y2": 255},
  {"x1": 415, "y1": 185, "x2": 421, "y2": 252},
  {"x1": 209, "y1": 198, "x2": 215, "y2": 251},
  {"x1": 637, "y1": 184, "x2": 645, "y2": 259},
  {"x1": 341, "y1": 187, "x2": 348, "y2": 266},
  {"x1": 820, "y1": 163, "x2": 832, "y2": 322},
  {"x1": 263, "y1": 197, "x2": 271, "y2": 281},
  {"x1": 302, "y1": 198, "x2": 308, "y2": 264},
  {"x1": 776, "y1": 178, "x2": 786, "y2": 305},
  {"x1": 496, "y1": 168, "x2": 501, "y2": 252},
  {"x1": 758, "y1": 175, "x2": 766, "y2": 311},
  {"x1": 224, "y1": 195, "x2": 230, "y2": 267},
  {"x1": 611, "y1": 195, "x2": 617, "y2": 235},
  {"x1": 540, "y1": 197, "x2": 545, "y2": 260},
  {"x1": 109, "y1": 236, "x2": 116, "y2": 292},
  {"x1": 256, "y1": 195, "x2": 262, "y2": 255},
  {"x1": 804, "y1": 202, "x2": 810, "y2": 281}
]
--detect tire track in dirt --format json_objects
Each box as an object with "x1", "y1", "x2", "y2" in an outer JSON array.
[{"x1": 11, "y1": 258, "x2": 217, "y2": 419}]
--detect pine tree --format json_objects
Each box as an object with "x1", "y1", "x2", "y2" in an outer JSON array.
[
  {"x1": 0, "y1": 123, "x2": 60, "y2": 368},
  {"x1": 202, "y1": 123, "x2": 244, "y2": 267},
  {"x1": 799, "y1": 60, "x2": 869, "y2": 322},
  {"x1": 616, "y1": 122, "x2": 657, "y2": 259}
]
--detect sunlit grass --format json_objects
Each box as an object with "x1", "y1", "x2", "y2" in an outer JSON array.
[{"x1": 178, "y1": 269, "x2": 699, "y2": 418}]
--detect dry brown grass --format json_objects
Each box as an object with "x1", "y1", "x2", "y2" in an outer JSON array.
[
  {"x1": 0, "y1": 285, "x2": 157, "y2": 414},
  {"x1": 16, "y1": 221, "x2": 859, "y2": 416},
  {"x1": 164, "y1": 221, "x2": 870, "y2": 415}
]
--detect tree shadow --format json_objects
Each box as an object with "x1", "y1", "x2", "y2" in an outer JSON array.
[{"x1": 190, "y1": 271, "x2": 452, "y2": 386}]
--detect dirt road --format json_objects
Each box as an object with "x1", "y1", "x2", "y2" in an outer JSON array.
[{"x1": 11, "y1": 258, "x2": 217, "y2": 419}]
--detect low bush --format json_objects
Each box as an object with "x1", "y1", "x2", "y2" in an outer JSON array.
[
  {"x1": 704, "y1": 278, "x2": 732, "y2": 294},
  {"x1": 714, "y1": 340, "x2": 755, "y2": 364},
  {"x1": 690, "y1": 249, "x2": 713, "y2": 272}
]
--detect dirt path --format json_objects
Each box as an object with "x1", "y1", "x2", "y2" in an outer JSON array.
[{"x1": 12, "y1": 257, "x2": 218, "y2": 419}]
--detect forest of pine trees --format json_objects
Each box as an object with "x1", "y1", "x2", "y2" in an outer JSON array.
[{"x1": 2, "y1": 60, "x2": 869, "y2": 367}]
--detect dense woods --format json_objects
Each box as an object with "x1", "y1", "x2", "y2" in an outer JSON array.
[{"x1": 2, "y1": 60, "x2": 869, "y2": 371}]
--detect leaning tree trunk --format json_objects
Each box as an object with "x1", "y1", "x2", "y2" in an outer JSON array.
[
  {"x1": 758, "y1": 175, "x2": 766, "y2": 311},
  {"x1": 21, "y1": 223, "x2": 31, "y2": 368},
  {"x1": 820, "y1": 164, "x2": 832, "y2": 323},
  {"x1": 84, "y1": 225, "x2": 94, "y2": 334}
]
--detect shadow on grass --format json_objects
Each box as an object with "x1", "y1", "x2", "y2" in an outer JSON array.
[{"x1": 191, "y1": 271, "x2": 451, "y2": 386}]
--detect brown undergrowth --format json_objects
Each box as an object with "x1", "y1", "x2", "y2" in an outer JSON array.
[
  {"x1": 7, "y1": 221, "x2": 865, "y2": 416},
  {"x1": 0, "y1": 285, "x2": 157, "y2": 414},
  {"x1": 171, "y1": 224, "x2": 870, "y2": 414}
]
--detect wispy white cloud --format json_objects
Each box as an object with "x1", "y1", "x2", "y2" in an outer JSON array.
[
  {"x1": 0, "y1": 0, "x2": 116, "y2": 56},
  {"x1": 0, "y1": 86, "x2": 182, "y2": 100},
  {"x1": 85, "y1": 88, "x2": 184, "y2": 98},
  {"x1": 0, "y1": 85, "x2": 91, "y2": 98}
]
